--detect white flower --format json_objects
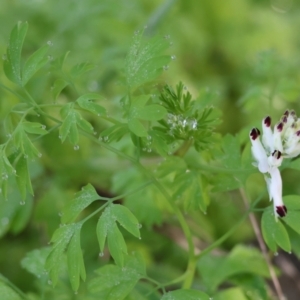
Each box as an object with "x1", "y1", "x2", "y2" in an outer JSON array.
[{"x1": 249, "y1": 110, "x2": 300, "y2": 219}]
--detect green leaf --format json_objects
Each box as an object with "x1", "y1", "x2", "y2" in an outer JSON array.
[
  {"x1": 197, "y1": 245, "x2": 271, "y2": 293},
  {"x1": 62, "y1": 184, "x2": 100, "y2": 223},
  {"x1": 282, "y1": 211, "x2": 300, "y2": 235},
  {"x1": 51, "y1": 51, "x2": 70, "y2": 70},
  {"x1": 76, "y1": 116, "x2": 94, "y2": 134},
  {"x1": 59, "y1": 105, "x2": 77, "y2": 143},
  {"x1": 67, "y1": 225, "x2": 86, "y2": 291},
  {"x1": 0, "y1": 278, "x2": 22, "y2": 300},
  {"x1": 76, "y1": 93, "x2": 106, "y2": 116},
  {"x1": 22, "y1": 121, "x2": 47, "y2": 135},
  {"x1": 70, "y1": 62, "x2": 95, "y2": 78},
  {"x1": 125, "y1": 32, "x2": 171, "y2": 88},
  {"x1": 3, "y1": 21, "x2": 28, "y2": 85},
  {"x1": 52, "y1": 79, "x2": 69, "y2": 100},
  {"x1": 107, "y1": 222, "x2": 127, "y2": 267},
  {"x1": 173, "y1": 170, "x2": 209, "y2": 212},
  {"x1": 128, "y1": 118, "x2": 148, "y2": 137},
  {"x1": 161, "y1": 289, "x2": 210, "y2": 300},
  {"x1": 15, "y1": 155, "x2": 33, "y2": 200},
  {"x1": 261, "y1": 207, "x2": 291, "y2": 252},
  {"x1": 99, "y1": 124, "x2": 129, "y2": 143},
  {"x1": 135, "y1": 105, "x2": 167, "y2": 121},
  {"x1": 22, "y1": 44, "x2": 49, "y2": 86},
  {"x1": 111, "y1": 204, "x2": 140, "y2": 238},
  {"x1": 214, "y1": 287, "x2": 248, "y2": 300},
  {"x1": 21, "y1": 247, "x2": 51, "y2": 279},
  {"x1": 46, "y1": 223, "x2": 78, "y2": 286},
  {"x1": 284, "y1": 195, "x2": 300, "y2": 210},
  {"x1": 88, "y1": 254, "x2": 145, "y2": 299}
]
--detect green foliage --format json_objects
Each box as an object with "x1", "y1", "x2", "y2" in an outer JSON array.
[{"x1": 1, "y1": 3, "x2": 300, "y2": 299}]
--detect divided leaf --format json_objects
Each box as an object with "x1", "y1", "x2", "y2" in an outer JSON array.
[
  {"x1": 125, "y1": 31, "x2": 171, "y2": 89},
  {"x1": 45, "y1": 223, "x2": 85, "y2": 287},
  {"x1": 15, "y1": 155, "x2": 33, "y2": 200},
  {"x1": 261, "y1": 206, "x2": 290, "y2": 252},
  {"x1": 88, "y1": 254, "x2": 145, "y2": 300},
  {"x1": 3, "y1": 21, "x2": 28, "y2": 85},
  {"x1": 161, "y1": 289, "x2": 210, "y2": 300},
  {"x1": 22, "y1": 44, "x2": 49, "y2": 86},
  {"x1": 67, "y1": 227, "x2": 86, "y2": 291},
  {"x1": 76, "y1": 93, "x2": 106, "y2": 116},
  {"x1": 62, "y1": 184, "x2": 100, "y2": 223},
  {"x1": 96, "y1": 204, "x2": 140, "y2": 267}
]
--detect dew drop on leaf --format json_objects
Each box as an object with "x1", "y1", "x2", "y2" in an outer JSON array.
[
  {"x1": 47, "y1": 40, "x2": 53, "y2": 46},
  {"x1": 74, "y1": 145, "x2": 80, "y2": 150},
  {"x1": 38, "y1": 153, "x2": 42, "y2": 158},
  {"x1": 99, "y1": 252, "x2": 104, "y2": 257},
  {"x1": 20, "y1": 201, "x2": 25, "y2": 205}
]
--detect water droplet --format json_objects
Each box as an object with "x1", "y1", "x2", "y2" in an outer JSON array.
[
  {"x1": 58, "y1": 135, "x2": 62, "y2": 140},
  {"x1": 164, "y1": 34, "x2": 170, "y2": 39},
  {"x1": 36, "y1": 114, "x2": 40, "y2": 117},
  {"x1": 47, "y1": 55, "x2": 53, "y2": 61},
  {"x1": 47, "y1": 41, "x2": 53, "y2": 46},
  {"x1": 74, "y1": 145, "x2": 80, "y2": 150},
  {"x1": 138, "y1": 224, "x2": 142, "y2": 229},
  {"x1": 41, "y1": 125, "x2": 46, "y2": 130},
  {"x1": 171, "y1": 55, "x2": 176, "y2": 60},
  {"x1": 163, "y1": 65, "x2": 169, "y2": 71},
  {"x1": 99, "y1": 252, "x2": 104, "y2": 257},
  {"x1": 38, "y1": 153, "x2": 42, "y2": 158},
  {"x1": 147, "y1": 148, "x2": 152, "y2": 153},
  {"x1": 274, "y1": 252, "x2": 279, "y2": 256},
  {"x1": 58, "y1": 212, "x2": 63, "y2": 217},
  {"x1": 288, "y1": 251, "x2": 292, "y2": 254},
  {"x1": 74, "y1": 291, "x2": 78, "y2": 295},
  {"x1": 20, "y1": 201, "x2": 25, "y2": 205},
  {"x1": 103, "y1": 136, "x2": 109, "y2": 142},
  {"x1": 2, "y1": 54, "x2": 7, "y2": 60},
  {"x1": 93, "y1": 131, "x2": 97, "y2": 135},
  {"x1": 147, "y1": 135, "x2": 152, "y2": 140},
  {"x1": 47, "y1": 280, "x2": 52, "y2": 285},
  {"x1": 138, "y1": 237, "x2": 141, "y2": 240}
]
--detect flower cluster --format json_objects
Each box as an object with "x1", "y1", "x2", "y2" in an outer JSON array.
[{"x1": 249, "y1": 110, "x2": 300, "y2": 219}]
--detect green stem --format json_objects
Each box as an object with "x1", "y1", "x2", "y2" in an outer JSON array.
[{"x1": 195, "y1": 212, "x2": 249, "y2": 260}]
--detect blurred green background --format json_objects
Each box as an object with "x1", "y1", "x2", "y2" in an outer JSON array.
[{"x1": 1, "y1": 0, "x2": 300, "y2": 298}]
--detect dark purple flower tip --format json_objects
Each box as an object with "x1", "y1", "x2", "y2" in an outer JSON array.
[
  {"x1": 272, "y1": 150, "x2": 282, "y2": 159},
  {"x1": 296, "y1": 130, "x2": 300, "y2": 137},
  {"x1": 276, "y1": 205, "x2": 287, "y2": 217},
  {"x1": 264, "y1": 116, "x2": 271, "y2": 127},
  {"x1": 284, "y1": 110, "x2": 289, "y2": 116},
  {"x1": 281, "y1": 116, "x2": 288, "y2": 123},
  {"x1": 276, "y1": 123, "x2": 283, "y2": 132},
  {"x1": 250, "y1": 128, "x2": 260, "y2": 140},
  {"x1": 291, "y1": 110, "x2": 296, "y2": 116}
]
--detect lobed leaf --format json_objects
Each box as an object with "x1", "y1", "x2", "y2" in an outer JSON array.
[
  {"x1": 160, "y1": 289, "x2": 210, "y2": 300},
  {"x1": 52, "y1": 79, "x2": 69, "y2": 100},
  {"x1": 67, "y1": 225, "x2": 86, "y2": 291},
  {"x1": 21, "y1": 247, "x2": 51, "y2": 279},
  {"x1": 22, "y1": 121, "x2": 47, "y2": 135},
  {"x1": 15, "y1": 155, "x2": 33, "y2": 200},
  {"x1": 62, "y1": 184, "x2": 100, "y2": 223},
  {"x1": 22, "y1": 44, "x2": 49, "y2": 86},
  {"x1": 76, "y1": 93, "x2": 106, "y2": 116},
  {"x1": 135, "y1": 104, "x2": 167, "y2": 121},
  {"x1": 46, "y1": 223, "x2": 78, "y2": 286},
  {"x1": 88, "y1": 254, "x2": 145, "y2": 299},
  {"x1": 111, "y1": 204, "x2": 140, "y2": 238},
  {"x1": 3, "y1": 21, "x2": 28, "y2": 85},
  {"x1": 107, "y1": 222, "x2": 127, "y2": 267},
  {"x1": 261, "y1": 207, "x2": 291, "y2": 252},
  {"x1": 128, "y1": 118, "x2": 148, "y2": 137}
]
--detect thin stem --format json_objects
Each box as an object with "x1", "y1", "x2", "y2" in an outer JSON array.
[
  {"x1": 239, "y1": 187, "x2": 285, "y2": 300},
  {"x1": 197, "y1": 163, "x2": 254, "y2": 174},
  {"x1": 195, "y1": 212, "x2": 249, "y2": 260},
  {"x1": 0, "y1": 273, "x2": 28, "y2": 300}
]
